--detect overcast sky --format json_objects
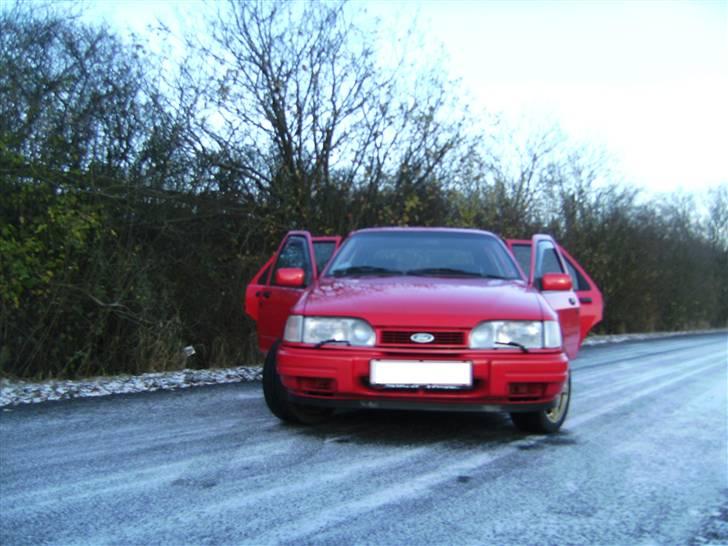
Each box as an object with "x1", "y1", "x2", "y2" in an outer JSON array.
[{"x1": 85, "y1": 0, "x2": 727, "y2": 195}]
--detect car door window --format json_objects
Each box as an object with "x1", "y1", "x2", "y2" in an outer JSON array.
[
  {"x1": 535, "y1": 242, "x2": 565, "y2": 285},
  {"x1": 313, "y1": 241, "x2": 336, "y2": 274},
  {"x1": 272, "y1": 236, "x2": 312, "y2": 286},
  {"x1": 540, "y1": 246, "x2": 564, "y2": 274},
  {"x1": 563, "y1": 257, "x2": 589, "y2": 291},
  {"x1": 511, "y1": 244, "x2": 531, "y2": 277}
]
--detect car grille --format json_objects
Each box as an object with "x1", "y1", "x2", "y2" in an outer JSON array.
[{"x1": 379, "y1": 330, "x2": 466, "y2": 347}]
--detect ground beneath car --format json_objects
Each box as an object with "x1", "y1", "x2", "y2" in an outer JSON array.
[{"x1": 0, "y1": 333, "x2": 726, "y2": 545}]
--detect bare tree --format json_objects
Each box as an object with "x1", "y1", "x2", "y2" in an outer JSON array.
[
  {"x1": 706, "y1": 184, "x2": 728, "y2": 251},
  {"x1": 180, "y1": 0, "x2": 470, "y2": 232}
]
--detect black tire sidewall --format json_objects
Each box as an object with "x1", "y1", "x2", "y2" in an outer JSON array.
[
  {"x1": 511, "y1": 372, "x2": 571, "y2": 434},
  {"x1": 262, "y1": 341, "x2": 297, "y2": 422}
]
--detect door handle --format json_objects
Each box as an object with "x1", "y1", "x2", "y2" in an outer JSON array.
[
  {"x1": 257, "y1": 290, "x2": 271, "y2": 299},
  {"x1": 579, "y1": 296, "x2": 593, "y2": 304}
]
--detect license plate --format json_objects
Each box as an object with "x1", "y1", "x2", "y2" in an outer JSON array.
[{"x1": 370, "y1": 360, "x2": 472, "y2": 388}]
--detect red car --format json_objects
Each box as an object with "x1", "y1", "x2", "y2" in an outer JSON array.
[{"x1": 245, "y1": 228, "x2": 603, "y2": 433}]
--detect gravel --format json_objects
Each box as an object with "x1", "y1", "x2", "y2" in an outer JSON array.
[{"x1": 1, "y1": 329, "x2": 724, "y2": 407}]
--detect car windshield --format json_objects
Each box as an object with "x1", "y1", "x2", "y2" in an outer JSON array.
[{"x1": 326, "y1": 231, "x2": 522, "y2": 280}]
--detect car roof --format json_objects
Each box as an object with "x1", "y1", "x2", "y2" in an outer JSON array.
[{"x1": 350, "y1": 227, "x2": 499, "y2": 238}]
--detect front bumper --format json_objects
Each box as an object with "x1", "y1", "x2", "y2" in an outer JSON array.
[{"x1": 277, "y1": 344, "x2": 569, "y2": 413}]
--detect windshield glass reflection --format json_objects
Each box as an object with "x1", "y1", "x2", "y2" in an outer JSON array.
[{"x1": 326, "y1": 231, "x2": 521, "y2": 280}]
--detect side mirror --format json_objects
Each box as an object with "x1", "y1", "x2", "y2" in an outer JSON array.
[
  {"x1": 540, "y1": 273, "x2": 573, "y2": 291},
  {"x1": 275, "y1": 267, "x2": 305, "y2": 287}
]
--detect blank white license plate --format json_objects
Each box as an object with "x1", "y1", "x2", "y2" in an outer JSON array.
[{"x1": 370, "y1": 360, "x2": 472, "y2": 387}]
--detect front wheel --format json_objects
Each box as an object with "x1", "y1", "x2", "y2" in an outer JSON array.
[
  {"x1": 262, "y1": 341, "x2": 332, "y2": 425},
  {"x1": 510, "y1": 373, "x2": 571, "y2": 434}
]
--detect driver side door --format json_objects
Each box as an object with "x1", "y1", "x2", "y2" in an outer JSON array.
[
  {"x1": 507, "y1": 238, "x2": 604, "y2": 346},
  {"x1": 509, "y1": 235, "x2": 581, "y2": 359}
]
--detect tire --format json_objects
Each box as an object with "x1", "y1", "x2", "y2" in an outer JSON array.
[
  {"x1": 510, "y1": 372, "x2": 571, "y2": 434},
  {"x1": 262, "y1": 341, "x2": 332, "y2": 425}
]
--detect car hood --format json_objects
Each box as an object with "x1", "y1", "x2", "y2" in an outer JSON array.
[{"x1": 298, "y1": 277, "x2": 547, "y2": 328}]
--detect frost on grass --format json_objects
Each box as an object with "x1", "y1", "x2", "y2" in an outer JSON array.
[
  {"x1": 0, "y1": 367, "x2": 262, "y2": 407},
  {"x1": 581, "y1": 328, "x2": 725, "y2": 346}
]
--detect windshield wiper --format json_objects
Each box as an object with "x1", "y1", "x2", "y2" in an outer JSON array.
[
  {"x1": 330, "y1": 266, "x2": 403, "y2": 277},
  {"x1": 495, "y1": 341, "x2": 529, "y2": 353},
  {"x1": 406, "y1": 268, "x2": 488, "y2": 278},
  {"x1": 407, "y1": 268, "x2": 483, "y2": 277}
]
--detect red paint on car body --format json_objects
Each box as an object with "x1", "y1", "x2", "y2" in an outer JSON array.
[{"x1": 246, "y1": 228, "x2": 604, "y2": 419}]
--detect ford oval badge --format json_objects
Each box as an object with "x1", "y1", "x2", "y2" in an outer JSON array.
[{"x1": 410, "y1": 333, "x2": 435, "y2": 344}]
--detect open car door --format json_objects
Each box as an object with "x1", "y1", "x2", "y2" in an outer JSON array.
[
  {"x1": 557, "y1": 246, "x2": 604, "y2": 342},
  {"x1": 529, "y1": 234, "x2": 581, "y2": 358},
  {"x1": 244, "y1": 255, "x2": 274, "y2": 323},
  {"x1": 245, "y1": 233, "x2": 342, "y2": 354},
  {"x1": 254, "y1": 231, "x2": 318, "y2": 354},
  {"x1": 507, "y1": 238, "x2": 604, "y2": 345}
]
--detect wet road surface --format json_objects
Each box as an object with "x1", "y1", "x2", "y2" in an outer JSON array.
[{"x1": 1, "y1": 333, "x2": 726, "y2": 545}]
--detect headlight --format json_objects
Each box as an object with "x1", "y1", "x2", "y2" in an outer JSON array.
[
  {"x1": 283, "y1": 315, "x2": 375, "y2": 347},
  {"x1": 469, "y1": 320, "x2": 562, "y2": 349},
  {"x1": 283, "y1": 315, "x2": 303, "y2": 342},
  {"x1": 543, "y1": 321, "x2": 562, "y2": 348}
]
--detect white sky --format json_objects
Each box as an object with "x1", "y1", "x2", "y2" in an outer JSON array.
[{"x1": 84, "y1": 0, "x2": 727, "y2": 195}]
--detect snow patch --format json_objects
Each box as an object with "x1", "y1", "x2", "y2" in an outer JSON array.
[
  {"x1": 581, "y1": 328, "x2": 726, "y2": 346},
  {"x1": 0, "y1": 366, "x2": 262, "y2": 407}
]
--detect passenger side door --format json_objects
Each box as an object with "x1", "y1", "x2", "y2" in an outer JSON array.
[
  {"x1": 244, "y1": 236, "x2": 342, "y2": 324},
  {"x1": 256, "y1": 232, "x2": 318, "y2": 353},
  {"x1": 244, "y1": 256, "x2": 274, "y2": 323}
]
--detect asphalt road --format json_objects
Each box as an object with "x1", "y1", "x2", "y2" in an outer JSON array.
[{"x1": 1, "y1": 334, "x2": 726, "y2": 545}]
